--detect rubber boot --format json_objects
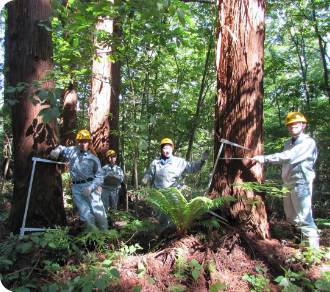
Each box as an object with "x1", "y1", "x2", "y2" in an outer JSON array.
[
  {"x1": 289, "y1": 225, "x2": 302, "y2": 244},
  {"x1": 307, "y1": 236, "x2": 320, "y2": 249}
]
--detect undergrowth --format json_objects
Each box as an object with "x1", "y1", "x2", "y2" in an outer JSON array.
[{"x1": 0, "y1": 181, "x2": 330, "y2": 291}]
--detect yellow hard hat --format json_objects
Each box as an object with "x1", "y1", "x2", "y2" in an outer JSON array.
[
  {"x1": 285, "y1": 112, "x2": 307, "y2": 125},
  {"x1": 76, "y1": 130, "x2": 92, "y2": 140},
  {"x1": 160, "y1": 138, "x2": 174, "y2": 149},
  {"x1": 106, "y1": 150, "x2": 116, "y2": 158}
]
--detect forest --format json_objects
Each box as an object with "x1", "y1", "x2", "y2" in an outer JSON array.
[{"x1": 0, "y1": 0, "x2": 330, "y2": 291}]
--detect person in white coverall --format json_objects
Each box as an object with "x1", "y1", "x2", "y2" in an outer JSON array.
[
  {"x1": 252, "y1": 112, "x2": 319, "y2": 248},
  {"x1": 101, "y1": 150, "x2": 124, "y2": 210},
  {"x1": 50, "y1": 130, "x2": 108, "y2": 231},
  {"x1": 141, "y1": 138, "x2": 210, "y2": 228}
]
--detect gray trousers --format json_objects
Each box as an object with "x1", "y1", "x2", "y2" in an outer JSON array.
[{"x1": 72, "y1": 183, "x2": 108, "y2": 230}]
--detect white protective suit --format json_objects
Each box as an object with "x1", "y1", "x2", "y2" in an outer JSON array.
[
  {"x1": 264, "y1": 132, "x2": 318, "y2": 239},
  {"x1": 101, "y1": 164, "x2": 124, "y2": 210},
  {"x1": 142, "y1": 155, "x2": 205, "y2": 227},
  {"x1": 56, "y1": 146, "x2": 108, "y2": 230}
]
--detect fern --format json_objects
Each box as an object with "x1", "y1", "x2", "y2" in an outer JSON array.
[
  {"x1": 173, "y1": 248, "x2": 188, "y2": 281},
  {"x1": 141, "y1": 187, "x2": 235, "y2": 237}
]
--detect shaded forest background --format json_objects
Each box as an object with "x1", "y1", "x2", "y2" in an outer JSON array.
[{"x1": 0, "y1": 0, "x2": 330, "y2": 291}]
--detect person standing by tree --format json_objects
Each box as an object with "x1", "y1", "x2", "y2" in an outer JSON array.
[
  {"x1": 141, "y1": 138, "x2": 210, "y2": 228},
  {"x1": 101, "y1": 150, "x2": 124, "y2": 211},
  {"x1": 50, "y1": 130, "x2": 108, "y2": 231},
  {"x1": 252, "y1": 112, "x2": 319, "y2": 248}
]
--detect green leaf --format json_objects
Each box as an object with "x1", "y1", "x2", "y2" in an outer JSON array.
[
  {"x1": 38, "y1": 90, "x2": 48, "y2": 101},
  {"x1": 146, "y1": 277, "x2": 154, "y2": 284},
  {"x1": 192, "y1": 270, "x2": 199, "y2": 280},
  {"x1": 179, "y1": 17, "x2": 185, "y2": 26},
  {"x1": 163, "y1": 0, "x2": 170, "y2": 9},
  {"x1": 31, "y1": 236, "x2": 40, "y2": 244},
  {"x1": 48, "y1": 242, "x2": 57, "y2": 248},
  {"x1": 137, "y1": 261, "x2": 146, "y2": 278},
  {"x1": 132, "y1": 286, "x2": 142, "y2": 292},
  {"x1": 138, "y1": 139, "x2": 148, "y2": 150},
  {"x1": 167, "y1": 286, "x2": 186, "y2": 291},
  {"x1": 129, "y1": 245, "x2": 137, "y2": 253},
  {"x1": 1, "y1": 259, "x2": 13, "y2": 265},
  {"x1": 169, "y1": 6, "x2": 176, "y2": 16},
  {"x1": 21, "y1": 242, "x2": 32, "y2": 253},
  {"x1": 42, "y1": 110, "x2": 52, "y2": 124},
  {"x1": 81, "y1": 282, "x2": 93, "y2": 292},
  {"x1": 6, "y1": 87, "x2": 16, "y2": 93},
  {"x1": 209, "y1": 281, "x2": 226, "y2": 292},
  {"x1": 50, "y1": 106, "x2": 60, "y2": 119},
  {"x1": 94, "y1": 278, "x2": 105, "y2": 291},
  {"x1": 30, "y1": 98, "x2": 40, "y2": 106},
  {"x1": 176, "y1": 8, "x2": 185, "y2": 18},
  {"x1": 159, "y1": 35, "x2": 166, "y2": 46},
  {"x1": 48, "y1": 283, "x2": 58, "y2": 292},
  {"x1": 101, "y1": 259, "x2": 113, "y2": 267},
  {"x1": 40, "y1": 240, "x2": 47, "y2": 248},
  {"x1": 73, "y1": 38, "x2": 79, "y2": 47},
  {"x1": 110, "y1": 268, "x2": 120, "y2": 279}
]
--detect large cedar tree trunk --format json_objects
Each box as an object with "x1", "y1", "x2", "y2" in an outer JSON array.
[
  {"x1": 5, "y1": 0, "x2": 66, "y2": 233},
  {"x1": 90, "y1": 14, "x2": 121, "y2": 166},
  {"x1": 60, "y1": 85, "x2": 77, "y2": 146},
  {"x1": 212, "y1": 0, "x2": 270, "y2": 239}
]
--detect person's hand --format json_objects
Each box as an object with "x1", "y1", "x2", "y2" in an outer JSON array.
[
  {"x1": 252, "y1": 155, "x2": 265, "y2": 164},
  {"x1": 200, "y1": 150, "x2": 210, "y2": 161},
  {"x1": 50, "y1": 149, "x2": 60, "y2": 160},
  {"x1": 141, "y1": 178, "x2": 148, "y2": 186},
  {"x1": 81, "y1": 186, "x2": 93, "y2": 197}
]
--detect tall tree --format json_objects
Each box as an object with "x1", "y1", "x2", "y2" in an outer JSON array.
[
  {"x1": 89, "y1": 1, "x2": 121, "y2": 166},
  {"x1": 5, "y1": 0, "x2": 66, "y2": 233},
  {"x1": 212, "y1": 0, "x2": 270, "y2": 239},
  {"x1": 60, "y1": 85, "x2": 77, "y2": 146}
]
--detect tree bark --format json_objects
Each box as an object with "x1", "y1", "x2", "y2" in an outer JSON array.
[
  {"x1": 5, "y1": 0, "x2": 66, "y2": 233},
  {"x1": 212, "y1": 0, "x2": 270, "y2": 239},
  {"x1": 89, "y1": 13, "x2": 121, "y2": 166},
  {"x1": 60, "y1": 85, "x2": 77, "y2": 146}
]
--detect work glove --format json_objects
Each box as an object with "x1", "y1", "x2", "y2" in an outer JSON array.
[
  {"x1": 252, "y1": 155, "x2": 265, "y2": 164},
  {"x1": 200, "y1": 150, "x2": 210, "y2": 162},
  {"x1": 81, "y1": 186, "x2": 93, "y2": 197},
  {"x1": 50, "y1": 148, "x2": 60, "y2": 160},
  {"x1": 141, "y1": 178, "x2": 148, "y2": 186}
]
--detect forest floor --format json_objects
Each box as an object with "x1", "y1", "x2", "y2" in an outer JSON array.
[
  {"x1": 101, "y1": 203, "x2": 330, "y2": 291},
  {"x1": 1, "y1": 184, "x2": 330, "y2": 292}
]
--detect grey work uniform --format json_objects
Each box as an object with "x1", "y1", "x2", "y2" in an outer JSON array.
[
  {"x1": 101, "y1": 164, "x2": 124, "y2": 210},
  {"x1": 143, "y1": 155, "x2": 204, "y2": 227},
  {"x1": 264, "y1": 132, "x2": 318, "y2": 239},
  {"x1": 56, "y1": 146, "x2": 108, "y2": 230}
]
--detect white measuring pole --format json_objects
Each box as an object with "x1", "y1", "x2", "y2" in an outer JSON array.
[{"x1": 20, "y1": 157, "x2": 66, "y2": 237}]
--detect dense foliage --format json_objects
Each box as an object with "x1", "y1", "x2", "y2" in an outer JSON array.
[{"x1": 0, "y1": 0, "x2": 330, "y2": 291}]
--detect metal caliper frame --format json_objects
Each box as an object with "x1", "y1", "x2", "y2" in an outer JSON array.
[
  {"x1": 205, "y1": 139, "x2": 252, "y2": 222},
  {"x1": 20, "y1": 157, "x2": 66, "y2": 237}
]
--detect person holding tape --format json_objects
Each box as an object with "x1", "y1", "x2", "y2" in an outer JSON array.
[{"x1": 252, "y1": 112, "x2": 319, "y2": 248}]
